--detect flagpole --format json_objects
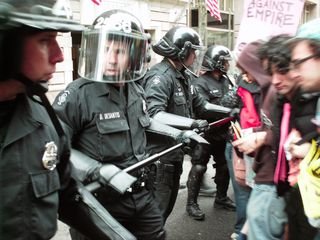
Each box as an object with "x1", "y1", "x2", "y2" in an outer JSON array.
[{"x1": 198, "y1": 0, "x2": 207, "y2": 46}]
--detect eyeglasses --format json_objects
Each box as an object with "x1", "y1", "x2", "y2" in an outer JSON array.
[{"x1": 290, "y1": 54, "x2": 318, "y2": 70}]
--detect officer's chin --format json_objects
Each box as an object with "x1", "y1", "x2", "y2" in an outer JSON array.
[
  {"x1": 103, "y1": 74, "x2": 125, "y2": 87},
  {"x1": 38, "y1": 80, "x2": 49, "y2": 91},
  {"x1": 114, "y1": 81, "x2": 125, "y2": 87}
]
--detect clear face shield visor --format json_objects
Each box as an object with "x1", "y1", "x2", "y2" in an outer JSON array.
[
  {"x1": 218, "y1": 56, "x2": 233, "y2": 73},
  {"x1": 181, "y1": 44, "x2": 206, "y2": 77},
  {"x1": 78, "y1": 27, "x2": 149, "y2": 83},
  {"x1": 201, "y1": 54, "x2": 233, "y2": 73}
]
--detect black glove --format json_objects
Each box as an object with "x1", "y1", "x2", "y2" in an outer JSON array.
[
  {"x1": 177, "y1": 130, "x2": 209, "y2": 155},
  {"x1": 191, "y1": 119, "x2": 209, "y2": 132},
  {"x1": 177, "y1": 130, "x2": 195, "y2": 145},
  {"x1": 220, "y1": 87, "x2": 240, "y2": 109}
]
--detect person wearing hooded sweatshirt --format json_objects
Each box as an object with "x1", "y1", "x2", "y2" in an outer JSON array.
[
  {"x1": 220, "y1": 68, "x2": 260, "y2": 240},
  {"x1": 232, "y1": 41, "x2": 288, "y2": 240}
]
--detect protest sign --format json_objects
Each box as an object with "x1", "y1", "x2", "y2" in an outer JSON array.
[{"x1": 234, "y1": 0, "x2": 305, "y2": 56}]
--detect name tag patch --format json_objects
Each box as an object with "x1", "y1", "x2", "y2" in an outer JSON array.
[{"x1": 99, "y1": 112, "x2": 121, "y2": 120}]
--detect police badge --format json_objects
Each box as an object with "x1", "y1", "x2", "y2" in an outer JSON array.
[{"x1": 42, "y1": 141, "x2": 58, "y2": 170}]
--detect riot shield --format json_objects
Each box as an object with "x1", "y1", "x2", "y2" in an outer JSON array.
[{"x1": 59, "y1": 182, "x2": 136, "y2": 240}]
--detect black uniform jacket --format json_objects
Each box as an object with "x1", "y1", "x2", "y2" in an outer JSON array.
[
  {"x1": 53, "y1": 78, "x2": 151, "y2": 170},
  {"x1": 0, "y1": 94, "x2": 71, "y2": 240},
  {"x1": 194, "y1": 73, "x2": 232, "y2": 141},
  {"x1": 142, "y1": 59, "x2": 210, "y2": 159},
  {"x1": 143, "y1": 59, "x2": 208, "y2": 119}
]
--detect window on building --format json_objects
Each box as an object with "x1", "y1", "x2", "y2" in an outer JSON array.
[
  {"x1": 189, "y1": 0, "x2": 234, "y2": 49},
  {"x1": 207, "y1": 30, "x2": 233, "y2": 47},
  {"x1": 219, "y1": 0, "x2": 234, "y2": 12},
  {"x1": 207, "y1": 12, "x2": 233, "y2": 29},
  {"x1": 301, "y1": 1, "x2": 316, "y2": 23}
]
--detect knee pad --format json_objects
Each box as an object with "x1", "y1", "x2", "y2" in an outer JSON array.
[
  {"x1": 191, "y1": 143, "x2": 211, "y2": 163},
  {"x1": 191, "y1": 164, "x2": 207, "y2": 175},
  {"x1": 191, "y1": 153, "x2": 210, "y2": 165}
]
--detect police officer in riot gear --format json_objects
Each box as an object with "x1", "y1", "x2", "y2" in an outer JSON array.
[
  {"x1": 53, "y1": 9, "x2": 164, "y2": 240},
  {"x1": 53, "y1": 10, "x2": 210, "y2": 240},
  {"x1": 0, "y1": 0, "x2": 84, "y2": 239},
  {"x1": 142, "y1": 27, "x2": 232, "y2": 222},
  {"x1": 187, "y1": 45, "x2": 236, "y2": 219}
]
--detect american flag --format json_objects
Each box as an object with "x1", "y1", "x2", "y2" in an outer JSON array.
[
  {"x1": 205, "y1": 0, "x2": 222, "y2": 22},
  {"x1": 91, "y1": 0, "x2": 102, "y2": 5}
]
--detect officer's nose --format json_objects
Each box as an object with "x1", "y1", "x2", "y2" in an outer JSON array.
[
  {"x1": 108, "y1": 50, "x2": 116, "y2": 63},
  {"x1": 50, "y1": 40, "x2": 64, "y2": 64}
]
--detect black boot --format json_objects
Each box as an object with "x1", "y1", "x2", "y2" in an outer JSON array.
[
  {"x1": 186, "y1": 165, "x2": 206, "y2": 220},
  {"x1": 214, "y1": 196, "x2": 236, "y2": 211},
  {"x1": 186, "y1": 202, "x2": 205, "y2": 220}
]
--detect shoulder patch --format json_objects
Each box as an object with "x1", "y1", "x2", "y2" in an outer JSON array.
[
  {"x1": 55, "y1": 78, "x2": 92, "y2": 106},
  {"x1": 56, "y1": 90, "x2": 70, "y2": 106},
  {"x1": 152, "y1": 76, "x2": 161, "y2": 85}
]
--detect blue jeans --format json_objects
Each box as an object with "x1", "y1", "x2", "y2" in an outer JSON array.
[
  {"x1": 225, "y1": 142, "x2": 251, "y2": 234},
  {"x1": 247, "y1": 184, "x2": 287, "y2": 240}
]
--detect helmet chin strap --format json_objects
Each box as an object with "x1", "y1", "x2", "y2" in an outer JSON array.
[
  {"x1": 16, "y1": 73, "x2": 65, "y2": 138},
  {"x1": 16, "y1": 73, "x2": 47, "y2": 95},
  {"x1": 181, "y1": 62, "x2": 200, "y2": 77},
  {"x1": 167, "y1": 58, "x2": 183, "y2": 71}
]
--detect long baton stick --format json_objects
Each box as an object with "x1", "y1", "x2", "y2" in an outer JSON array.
[
  {"x1": 86, "y1": 117, "x2": 234, "y2": 192},
  {"x1": 85, "y1": 143, "x2": 183, "y2": 192},
  {"x1": 208, "y1": 116, "x2": 234, "y2": 128},
  {"x1": 124, "y1": 143, "x2": 183, "y2": 173}
]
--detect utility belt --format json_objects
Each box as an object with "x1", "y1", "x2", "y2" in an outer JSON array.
[
  {"x1": 118, "y1": 170, "x2": 148, "y2": 194},
  {"x1": 94, "y1": 169, "x2": 150, "y2": 203},
  {"x1": 126, "y1": 168, "x2": 150, "y2": 193},
  {"x1": 126, "y1": 179, "x2": 146, "y2": 194}
]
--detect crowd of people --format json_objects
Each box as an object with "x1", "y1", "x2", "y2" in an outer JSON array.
[{"x1": 1, "y1": 1, "x2": 320, "y2": 240}]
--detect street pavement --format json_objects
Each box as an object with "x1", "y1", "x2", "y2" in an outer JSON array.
[{"x1": 52, "y1": 156, "x2": 236, "y2": 240}]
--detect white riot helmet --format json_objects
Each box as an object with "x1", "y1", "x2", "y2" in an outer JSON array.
[{"x1": 78, "y1": 9, "x2": 150, "y2": 83}]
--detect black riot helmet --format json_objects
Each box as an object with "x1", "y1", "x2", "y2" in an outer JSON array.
[
  {"x1": 0, "y1": 0, "x2": 83, "y2": 31},
  {"x1": 78, "y1": 9, "x2": 150, "y2": 83},
  {"x1": 0, "y1": 0, "x2": 84, "y2": 83},
  {"x1": 152, "y1": 26, "x2": 206, "y2": 77},
  {"x1": 0, "y1": 0, "x2": 84, "y2": 138},
  {"x1": 202, "y1": 45, "x2": 232, "y2": 73}
]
